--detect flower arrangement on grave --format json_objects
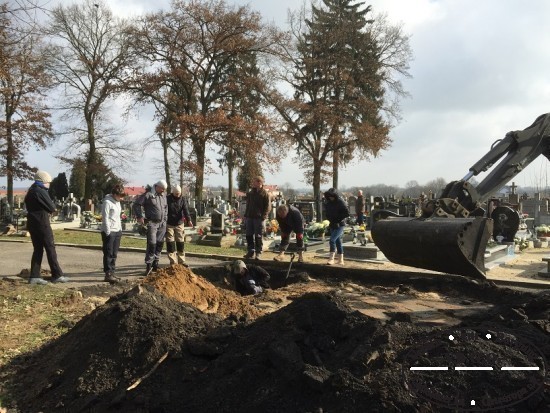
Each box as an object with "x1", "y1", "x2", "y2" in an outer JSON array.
[
  {"x1": 514, "y1": 237, "x2": 529, "y2": 251},
  {"x1": 535, "y1": 225, "x2": 550, "y2": 237},
  {"x1": 306, "y1": 220, "x2": 330, "y2": 238},
  {"x1": 120, "y1": 212, "x2": 128, "y2": 223}
]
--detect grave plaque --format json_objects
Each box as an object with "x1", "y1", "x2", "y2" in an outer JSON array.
[
  {"x1": 294, "y1": 202, "x2": 315, "y2": 223},
  {"x1": 211, "y1": 209, "x2": 225, "y2": 234}
]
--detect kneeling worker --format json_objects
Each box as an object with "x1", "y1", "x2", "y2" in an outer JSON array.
[
  {"x1": 232, "y1": 260, "x2": 270, "y2": 296},
  {"x1": 273, "y1": 204, "x2": 305, "y2": 263}
]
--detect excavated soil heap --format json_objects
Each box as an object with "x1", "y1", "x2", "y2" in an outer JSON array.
[
  {"x1": 142, "y1": 264, "x2": 263, "y2": 319},
  {"x1": 3, "y1": 267, "x2": 550, "y2": 412}
]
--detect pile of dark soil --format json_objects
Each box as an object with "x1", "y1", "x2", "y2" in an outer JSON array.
[{"x1": 3, "y1": 267, "x2": 550, "y2": 412}]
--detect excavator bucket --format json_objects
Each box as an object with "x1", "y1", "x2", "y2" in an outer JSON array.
[{"x1": 371, "y1": 216, "x2": 493, "y2": 279}]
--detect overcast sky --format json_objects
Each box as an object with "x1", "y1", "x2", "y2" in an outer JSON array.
[{"x1": 4, "y1": 0, "x2": 550, "y2": 192}]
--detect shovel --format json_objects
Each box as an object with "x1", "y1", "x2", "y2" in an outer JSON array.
[{"x1": 284, "y1": 253, "x2": 295, "y2": 285}]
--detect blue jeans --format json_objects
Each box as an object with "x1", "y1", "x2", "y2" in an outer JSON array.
[{"x1": 329, "y1": 225, "x2": 345, "y2": 254}]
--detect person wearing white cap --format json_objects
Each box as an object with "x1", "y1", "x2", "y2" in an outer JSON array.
[
  {"x1": 132, "y1": 179, "x2": 168, "y2": 275},
  {"x1": 24, "y1": 170, "x2": 69, "y2": 284},
  {"x1": 231, "y1": 259, "x2": 271, "y2": 296},
  {"x1": 166, "y1": 184, "x2": 193, "y2": 265}
]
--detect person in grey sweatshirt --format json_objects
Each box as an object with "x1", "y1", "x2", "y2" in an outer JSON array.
[{"x1": 133, "y1": 180, "x2": 168, "y2": 275}]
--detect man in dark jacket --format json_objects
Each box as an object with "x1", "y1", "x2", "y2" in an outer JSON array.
[
  {"x1": 273, "y1": 204, "x2": 305, "y2": 262},
  {"x1": 166, "y1": 184, "x2": 193, "y2": 265},
  {"x1": 243, "y1": 176, "x2": 271, "y2": 260},
  {"x1": 133, "y1": 180, "x2": 168, "y2": 275},
  {"x1": 355, "y1": 190, "x2": 366, "y2": 225},
  {"x1": 323, "y1": 188, "x2": 349, "y2": 265},
  {"x1": 24, "y1": 170, "x2": 69, "y2": 285},
  {"x1": 232, "y1": 260, "x2": 270, "y2": 296}
]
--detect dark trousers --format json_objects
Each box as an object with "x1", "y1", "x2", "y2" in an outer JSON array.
[
  {"x1": 245, "y1": 217, "x2": 264, "y2": 253},
  {"x1": 29, "y1": 225, "x2": 63, "y2": 278},
  {"x1": 102, "y1": 231, "x2": 122, "y2": 274}
]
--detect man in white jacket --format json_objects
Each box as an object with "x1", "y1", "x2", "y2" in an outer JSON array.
[{"x1": 101, "y1": 184, "x2": 127, "y2": 283}]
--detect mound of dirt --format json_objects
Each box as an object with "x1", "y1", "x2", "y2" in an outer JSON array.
[
  {"x1": 142, "y1": 264, "x2": 264, "y2": 319},
  {"x1": 7, "y1": 285, "x2": 226, "y2": 413},
  {"x1": 4, "y1": 266, "x2": 550, "y2": 413}
]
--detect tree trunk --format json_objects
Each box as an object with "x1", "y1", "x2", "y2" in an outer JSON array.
[
  {"x1": 161, "y1": 130, "x2": 171, "y2": 190},
  {"x1": 84, "y1": 148, "x2": 97, "y2": 201},
  {"x1": 84, "y1": 117, "x2": 96, "y2": 201},
  {"x1": 6, "y1": 115, "x2": 14, "y2": 210},
  {"x1": 179, "y1": 139, "x2": 184, "y2": 188},
  {"x1": 332, "y1": 149, "x2": 339, "y2": 190},
  {"x1": 313, "y1": 159, "x2": 322, "y2": 222},
  {"x1": 193, "y1": 139, "x2": 205, "y2": 200},
  {"x1": 227, "y1": 148, "x2": 235, "y2": 201}
]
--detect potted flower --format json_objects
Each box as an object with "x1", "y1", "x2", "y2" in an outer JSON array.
[
  {"x1": 535, "y1": 225, "x2": 550, "y2": 238},
  {"x1": 121, "y1": 212, "x2": 128, "y2": 230}
]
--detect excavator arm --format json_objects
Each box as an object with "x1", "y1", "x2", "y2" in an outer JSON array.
[{"x1": 372, "y1": 113, "x2": 550, "y2": 279}]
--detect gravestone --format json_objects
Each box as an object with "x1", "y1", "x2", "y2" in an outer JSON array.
[
  {"x1": 188, "y1": 207, "x2": 198, "y2": 227},
  {"x1": 348, "y1": 196, "x2": 357, "y2": 216},
  {"x1": 293, "y1": 201, "x2": 315, "y2": 223},
  {"x1": 211, "y1": 209, "x2": 225, "y2": 234}
]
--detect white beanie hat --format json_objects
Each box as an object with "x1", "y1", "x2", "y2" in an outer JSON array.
[
  {"x1": 232, "y1": 260, "x2": 247, "y2": 275},
  {"x1": 172, "y1": 184, "x2": 182, "y2": 195},
  {"x1": 34, "y1": 170, "x2": 52, "y2": 183},
  {"x1": 155, "y1": 179, "x2": 168, "y2": 190}
]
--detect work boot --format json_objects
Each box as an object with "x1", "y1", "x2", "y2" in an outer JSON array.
[
  {"x1": 144, "y1": 263, "x2": 153, "y2": 277},
  {"x1": 51, "y1": 276, "x2": 69, "y2": 283},
  {"x1": 255, "y1": 252, "x2": 262, "y2": 260},
  {"x1": 336, "y1": 254, "x2": 345, "y2": 265},
  {"x1": 29, "y1": 277, "x2": 48, "y2": 285},
  {"x1": 273, "y1": 252, "x2": 285, "y2": 262},
  {"x1": 152, "y1": 260, "x2": 159, "y2": 272},
  {"x1": 327, "y1": 252, "x2": 336, "y2": 265},
  {"x1": 243, "y1": 250, "x2": 255, "y2": 259},
  {"x1": 104, "y1": 272, "x2": 120, "y2": 284},
  {"x1": 298, "y1": 251, "x2": 304, "y2": 263}
]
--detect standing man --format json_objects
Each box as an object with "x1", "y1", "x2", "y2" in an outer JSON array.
[
  {"x1": 355, "y1": 189, "x2": 366, "y2": 226},
  {"x1": 166, "y1": 184, "x2": 193, "y2": 266},
  {"x1": 101, "y1": 184, "x2": 127, "y2": 284},
  {"x1": 133, "y1": 180, "x2": 168, "y2": 275},
  {"x1": 324, "y1": 188, "x2": 350, "y2": 266},
  {"x1": 24, "y1": 170, "x2": 68, "y2": 284},
  {"x1": 243, "y1": 176, "x2": 270, "y2": 260},
  {"x1": 273, "y1": 204, "x2": 306, "y2": 263}
]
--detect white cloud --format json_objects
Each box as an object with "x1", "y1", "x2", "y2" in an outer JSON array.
[{"x1": 3, "y1": 0, "x2": 550, "y2": 195}]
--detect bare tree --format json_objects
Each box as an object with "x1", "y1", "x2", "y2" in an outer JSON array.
[
  {"x1": 44, "y1": 0, "x2": 136, "y2": 200},
  {"x1": 265, "y1": 0, "x2": 412, "y2": 204},
  {"x1": 0, "y1": 1, "x2": 54, "y2": 207},
  {"x1": 128, "y1": 0, "x2": 286, "y2": 200}
]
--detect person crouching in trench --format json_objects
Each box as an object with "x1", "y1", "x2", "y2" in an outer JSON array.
[{"x1": 232, "y1": 260, "x2": 270, "y2": 296}]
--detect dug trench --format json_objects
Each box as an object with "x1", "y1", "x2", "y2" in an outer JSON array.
[{"x1": 2, "y1": 262, "x2": 549, "y2": 413}]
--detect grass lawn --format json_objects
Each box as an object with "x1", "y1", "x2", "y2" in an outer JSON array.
[{"x1": 52, "y1": 229, "x2": 243, "y2": 257}]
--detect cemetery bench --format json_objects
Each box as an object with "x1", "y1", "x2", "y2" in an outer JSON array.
[{"x1": 538, "y1": 257, "x2": 550, "y2": 278}]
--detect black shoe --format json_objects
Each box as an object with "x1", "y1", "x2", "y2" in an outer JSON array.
[
  {"x1": 255, "y1": 253, "x2": 261, "y2": 260},
  {"x1": 243, "y1": 251, "x2": 255, "y2": 259},
  {"x1": 144, "y1": 264, "x2": 153, "y2": 277},
  {"x1": 152, "y1": 260, "x2": 159, "y2": 271}
]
